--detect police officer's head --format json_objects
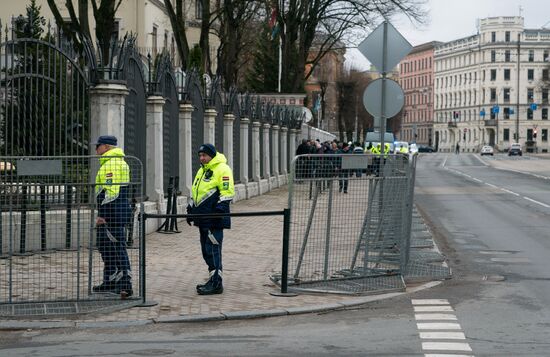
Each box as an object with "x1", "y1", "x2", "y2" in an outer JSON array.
[
  {"x1": 94, "y1": 135, "x2": 117, "y2": 155},
  {"x1": 198, "y1": 143, "x2": 217, "y2": 165}
]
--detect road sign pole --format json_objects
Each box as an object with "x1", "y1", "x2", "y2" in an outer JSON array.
[{"x1": 380, "y1": 21, "x2": 388, "y2": 152}]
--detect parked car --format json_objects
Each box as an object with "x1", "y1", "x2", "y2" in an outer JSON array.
[
  {"x1": 480, "y1": 145, "x2": 494, "y2": 156},
  {"x1": 417, "y1": 145, "x2": 435, "y2": 153},
  {"x1": 508, "y1": 143, "x2": 522, "y2": 156}
]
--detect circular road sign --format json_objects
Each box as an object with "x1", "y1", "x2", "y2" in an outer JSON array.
[{"x1": 363, "y1": 78, "x2": 404, "y2": 118}]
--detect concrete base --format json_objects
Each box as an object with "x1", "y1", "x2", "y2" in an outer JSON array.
[
  {"x1": 246, "y1": 181, "x2": 260, "y2": 198},
  {"x1": 269, "y1": 176, "x2": 279, "y2": 189},
  {"x1": 278, "y1": 174, "x2": 288, "y2": 186},
  {"x1": 259, "y1": 179, "x2": 270, "y2": 194},
  {"x1": 234, "y1": 184, "x2": 247, "y2": 202}
]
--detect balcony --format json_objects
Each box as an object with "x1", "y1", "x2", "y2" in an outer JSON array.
[
  {"x1": 447, "y1": 121, "x2": 457, "y2": 128},
  {"x1": 484, "y1": 119, "x2": 497, "y2": 127}
]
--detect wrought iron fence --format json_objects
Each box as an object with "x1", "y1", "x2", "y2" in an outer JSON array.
[{"x1": 0, "y1": 155, "x2": 144, "y2": 316}]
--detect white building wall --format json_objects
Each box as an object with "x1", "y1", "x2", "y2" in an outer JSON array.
[{"x1": 434, "y1": 16, "x2": 550, "y2": 153}]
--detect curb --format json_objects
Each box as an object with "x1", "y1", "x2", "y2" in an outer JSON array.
[{"x1": 0, "y1": 281, "x2": 443, "y2": 330}]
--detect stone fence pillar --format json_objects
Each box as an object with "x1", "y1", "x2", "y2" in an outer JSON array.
[
  {"x1": 251, "y1": 121, "x2": 261, "y2": 182},
  {"x1": 204, "y1": 108, "x2": 216, "y2": 144},
  {"x1": 280, "y1": 126, "x2": 288, "y2": 174},
  {"x1": 289, "y1": 128, "x2": 298, "y2": 168},
  {"x1": 240, "y1": 118, "x2": 250, "y2": 183},
  {"x1": 179, "y1": 102, "x2": 193, "y2": 196},
  {"x1": 90, "y1": 81, "x2": 129, "y2": 148},
  {"x1": 146, "y1": 96, "x2": 166, "y2": 203},
  {"x1": 271, "y1": 125, "x2": 280, "y2": 176},
  {"x1": 262, "y1": 123, "x2": 271, "y2": 179},
  {"x1": 223, "y1": 113, "x2": 235, "y2": 167}
]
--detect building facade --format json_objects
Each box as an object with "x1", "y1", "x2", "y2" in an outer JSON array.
[
  {"x1": 1, "y1": 0, "x2": 219, "y2": 69},
  {"x1": 434, "y1": 16, "x2": 550, "y2": 153},
  {"x1": 398, "y1": 42, "x2": 440, "y2": 146}
]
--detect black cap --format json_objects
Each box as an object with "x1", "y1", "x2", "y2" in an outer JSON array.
[
  {"x1": 94, "y1": 135, "x2": 117, "y2": 146},
  {"x1": 198, "y1": 143, "x2": 217, "y2": 158}
]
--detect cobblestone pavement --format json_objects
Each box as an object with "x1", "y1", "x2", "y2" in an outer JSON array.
[{"x1": 82, "y1": 185, "x2": 414, "y2": 322}]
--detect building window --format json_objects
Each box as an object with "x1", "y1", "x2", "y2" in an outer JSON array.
[
  {"x1": 543, "y1": 89, "x2": 549, "y2": 104},
  {"x1": 111, "y1": 20, "x2": 120, "y2": 44},
  {"x1": 504, "y1": 128, "x2": 510, "y2": 140},
  {"x1": 152, "y1": 26, "x2": 158, "y2": 54},
  {"x1": 491, "y1": 32, "x2": 496, "y2": 42},
  {"x1": 195, "y1": 0, "x2": 203, "y2": 20},
  {"x1": 505, "y1": 31, "x2": 511, "y2": 42},
  {"x1": 543, "y1": 129, "x2": 548, "y2": 141},
  {"x1": 505, "y1": 50, "x2": 511, "y2": 62},
  {"x1": 527, "y1": 129, "x2": 533, "y2": 140},
  {"x1": 504, "y1": 69, "x2": 511, "y2": 81},
  {"x1": 490, "y1": 88, "x2": 496, "y2": 102},
  {"x1": 527, "y1": 69, "x2": 534, "y2": 81},
  {"x1": 491, "y1": 50, "x2": 496, "y2": 62},
  {"x1": 543, "y1": 108, "x2": 548, "y2": 120},
  {"x1": 490, "y1": 69, "x2": 497, "y2": 81},
  {"x1": 528, "y1": 49, "x2": 534, "y2": 62},
  {"x1": 503, "y1": 88, "x2": 511, "y2": 102},
  {"x1": 527, "y1": 108, "x2": 533, "y2": 120},
  {"x1": 544, "y1": 50, "x2": 549, "y2": 62},
  {"x1": 504, "y1": 107, "x2": 510, "y2": 119},
  {"x1": 543, "y1": 69, "x2": 549, "y2": 81},
  {"x1": 527, "y1": 88, "x2": 534, "y2": 102}
]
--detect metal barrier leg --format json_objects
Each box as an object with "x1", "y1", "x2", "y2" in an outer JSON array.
[
  {"x1": 270, "y1": 208, "x2": 297, "y2": 297},
  {"x1": 323, "y1": 181, "x2": 334, "y2": 281},
  {"x1": 294, "y1": 180, "x2": 320, "y2": 279},
  {"x1": 136, "y1": 211, "x2": 158, "y2": 307},
  {"x1": 350, "y1": 178, "x2": 377, "y2": 272},
  {"x1": 65, "y1": 184, "x2": 72, "y2": 249},
  {"x1": 40, "y1": 184, "x2": 47, "y2": 251}
]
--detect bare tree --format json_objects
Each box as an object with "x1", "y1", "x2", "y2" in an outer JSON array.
[
  {"x1": 164, "y1": 0, "x2": 190, "y2": 69},
  {"x1": 275, "y1": 0, "x2": 426, "y2": 93},
  {"x1": 47, "y1": 0, "x2": 123, "y2": 65}
]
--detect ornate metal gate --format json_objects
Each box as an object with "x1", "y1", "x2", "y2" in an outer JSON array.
[
  {"x1": 122, "y1": 39, "x2": 147, "y2": 194},
  {"x1": 0, "y1": 24, "x2": 90, "y2": 157},
  {"x1": 188, "y1": 69, "x2": 204, "y2": 176},
  {"x1": 230, "y1": 89, "x2": 241, "y2": 182},
  {"x1": 156, "y1": 54, "x2": 179, "y2": 193},
  {"x1": 213, "y1": 78, "x2": 224, "y2": 154}
]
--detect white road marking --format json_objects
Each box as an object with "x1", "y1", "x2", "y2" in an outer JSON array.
[
  {"x1": 484, "y1": 182, "x2": 498, "y2": 188},
  {"x1": 415, "y1": 313, "x2": 458, "y2": 321},
  {"x1": 425, "y1": 354, "x2": 473, "y2": 357},
  {"x1": 491, "y1": 257, "x2": 530, "y2": 263},
  {"x1": 417, "y1": 322, "x2": 462, "y2": 330},
  {"x1": 500, "y1": 188, "x2": 520, "y2": 196},
  {"x1": 523, "y1": 196, "x2": 550, "y2": 208},
  {"x1": 422, "y1": 342, "x2": 473, "y2": 352},
  {"x1": 419, "y1": 331, "x2": 466, "y2": 340},
  {"x1": 412, "y1": 299, "x2": 450, "y2": 305},
  {"x1": 441, "y1": 155, "x2": 448, "y2": 167},
  {"x1": 472, "y1": 178, "x2": 482, "y2": 183},
  {"x1": 414, "y1": 306, "x2": 454, "y2": 312}
]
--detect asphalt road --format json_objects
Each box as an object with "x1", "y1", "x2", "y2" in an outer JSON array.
[{"x1": 1, "y1": 153, "x2": 550, "y2": 356}]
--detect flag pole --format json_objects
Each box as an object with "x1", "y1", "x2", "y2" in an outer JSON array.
[{"x1": 278, "y1": 0, "x2": 283, "y2": 93}]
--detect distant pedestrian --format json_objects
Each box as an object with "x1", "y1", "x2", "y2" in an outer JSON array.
[
  {"x1": 337, "y1": 142, "x2": 352, "y2": 193},
  {"x1": 187, "y1": 144, "x2": 234, "y2": 295},
  {"x1": 455, "y1": 143, "x2": 460, "y2": 154}
]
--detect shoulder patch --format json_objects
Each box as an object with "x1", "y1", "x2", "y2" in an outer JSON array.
[
  {"x1": 105, "y1": 172, "x2": 113, "y2": 178},
  {"x1": 222, "y1": 176, "x2": 230, "y2": 181}
]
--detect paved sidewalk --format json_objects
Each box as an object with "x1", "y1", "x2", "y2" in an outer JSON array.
[{"x1": 483, "y1": 154, "x2": 550, "y2": 177}]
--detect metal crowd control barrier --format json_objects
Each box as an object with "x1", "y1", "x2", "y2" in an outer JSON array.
[
  {"x1": 285, "y1": 153, "x2": 416, "y2": 295},
  {"x1": 157, "y1": 176, "x2": 181, "y2": 234},
  {"x1": 143, "y1": 209, "x2": 293, "y2": 295},
  {"x1": 0, "y1": 156, "x2": 146, "y2": 317}
]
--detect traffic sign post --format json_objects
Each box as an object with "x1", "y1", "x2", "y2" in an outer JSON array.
[{"x1": 359, "y1": 21, "x2": 412, "y2": 150}]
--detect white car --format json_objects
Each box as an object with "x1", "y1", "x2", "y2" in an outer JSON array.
[
  {"x1": 409, "y1": 143, "x2": 418, "y2": 156},
  {"x1": 480, "y1": 145, "x2": 494, "y2": 156}
]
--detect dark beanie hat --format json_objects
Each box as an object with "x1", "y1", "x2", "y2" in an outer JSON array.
[
  {"x1": 198, "y1": 143, "x2": 217, "y2": 158},
  {"x1": 94, "y1": 135, "x2": 118, "y2": 146}
]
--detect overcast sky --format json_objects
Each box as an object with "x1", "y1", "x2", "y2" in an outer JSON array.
[{"x1": 346, "y1": 0, "x2": 550, "y2": 70}]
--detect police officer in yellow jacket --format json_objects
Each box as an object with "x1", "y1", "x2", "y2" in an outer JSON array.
[
  {"x1": 187, "y1": 143, "x2": 234, "y2": 295},
  {"x1": 93, "y1": 135, "x2": 133, "y2": 297}
]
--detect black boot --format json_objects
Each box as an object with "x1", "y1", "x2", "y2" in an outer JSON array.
[{"x1": 197, "y1": 280, "x2": 223, "y2": 295}]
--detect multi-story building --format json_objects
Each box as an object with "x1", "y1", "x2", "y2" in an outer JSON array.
[
  {"x1": 434, "y1": 16, "x2": 550, "y2": 153},
  {"x1": 1, "y1": 0, "x2": 219, "y2": 69},
  {"x1": 398, "y1": 41, "x2": 441, "y2": 146}
]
